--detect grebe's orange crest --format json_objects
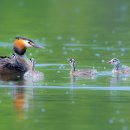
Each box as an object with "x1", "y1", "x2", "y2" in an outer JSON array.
[{"x1": 14, "y1": 39, "x2": 26, "y2": 50}]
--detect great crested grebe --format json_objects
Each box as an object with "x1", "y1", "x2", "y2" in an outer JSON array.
[
  {"x1": 107, "y1": 58, "x2": 130, "y2": 74},
  {"x1": 0, "y1": 36, "x2": 42, "y2": 75},
  {"x1": 69, "y1": 58, "x2": 97, "y2": 77}
]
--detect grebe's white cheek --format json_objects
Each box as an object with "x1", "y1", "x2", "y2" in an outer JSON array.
[{"x1": 24, "y1": 40, "x2": 32, "y2": 47}]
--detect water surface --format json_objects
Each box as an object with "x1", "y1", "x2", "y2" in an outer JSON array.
[{"x1": 0, "y1": 0, "x2": 130, "y2": 130}]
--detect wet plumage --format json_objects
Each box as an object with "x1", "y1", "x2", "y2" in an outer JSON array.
[
  {"x1": 107, "y1": 58, "x2": 130, "y2": 74},
  {"x1": 0, "y1": 36, "x2": 42, "y2": 75},
  {"x1": 69, "y1": 58, "x2": 97, "y2": 78}
]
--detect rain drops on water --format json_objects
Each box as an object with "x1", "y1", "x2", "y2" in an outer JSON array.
[
  {"x1": 70, "y1": 37, "x2": 76, "y2": 41},
  {"x1": 112, "y1": 52, "x2": 116, "y2": 56},
  {"x1": 93, "y1": 39, "x2": 97, "y2": 43},
  {"x1": 101, "y1": 59, "x2": 105, "y2": 63},
  {"x1": 41, "y1": 108, "x2": 46, "y2": 113},
  {"x1": 59, "y1": 64, "x2": 65, "y2": 69},
  {"x1": 108, "y1": 117, "x2": 115, "y2": 124},
  {"x1": 119, "y1": 118, "x2": 125, "y2": 123},
  {"x1": 120, "y1": 48, "x2": 125, "y2": 52},
  {"x1": 63, "y1": 51, "x2": 68, "y2": 55},
  {"x1": 57, "y1": 70, "x2": 61, "y2": 73},
  {"x1": 29, "y1": 53, "x2": 32, "y2": 56},
  {"x1": 57, "y1": 36, "x2": 63, "y2": 40},
  {"x1": 95, "y1": 53, "x2": 100, "y2": 57},
  {"x1": 118, "y1": 40, "x2": 123, "y2": 45}
]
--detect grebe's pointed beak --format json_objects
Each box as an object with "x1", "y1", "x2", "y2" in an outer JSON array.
[
  {"x1": 107, "y1": 61, "x2": 112, "y2": 64},
  {"x1": 31, "y1": 43, "x2": 44, "y2": 48}
]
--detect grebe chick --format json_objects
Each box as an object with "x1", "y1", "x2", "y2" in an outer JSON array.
[
  {"x1": 107, "y1": 58, "x2": 130, "y2": 74},
  {"x1": 69, "y1": 58, "x2": 97, "y2": 77},
  {"x1": 0, "y1": 36, "x2": 43, "y2": 75},
  {"x1": 24, "y1": 58, "x2": 43, "y2": 82}
]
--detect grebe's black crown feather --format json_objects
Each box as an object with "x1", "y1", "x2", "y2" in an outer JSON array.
[{"x1": 15, "y1": 36, "x2": 33, "y2": 43}]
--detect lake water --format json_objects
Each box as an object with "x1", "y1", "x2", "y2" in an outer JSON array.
[{"x1": 0, "y1": 0, "x2": 130, "y2": 130}]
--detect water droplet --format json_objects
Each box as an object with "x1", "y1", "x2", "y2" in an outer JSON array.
[
  {"x1": 101, "y1": 59, "x2": 105, "y2": 62},
  {"x1": 64, "y1": 51, "x2": 68, "y2": 55},
  {"x1": 121, "y1": 53, "x2": 124, "y2": 56},
  {"x1": 57, "y1": 71, "x2": 61, "y2": 73},
  {"x1": 66, "y1": 91, "x2": 69, "y2": 94},
  {"x1": 112, "y1": 53, "x2": 116, "y2": 56},
  {"x1": 29, "y1": 53, "x2": 32, "y2": 56},
  {"x1": 118, "y1": 40, "x2": 123, "y2": 45},
  {"x1": 108, "y1": 117, "x2": 115, "y2": 124},
  {"x1": 93, "y1": 39, "x2": 97, "y2": 43},
  {"x1": 41, "y1": 108, "x2": 46, "y2": 112},
  {"x1": 42, "y1": 37, "x2": 46, "y2": 41},
  {"x1": 59, "y1": 64, "x2": 65, "y2": 69},
  {"x1": 48, "y1": 49, "x2": 53, "y2": 53},
  {"x1": 57, "y1": 36, "x2": 63, "y2": 40},
  {"x1": 112, "y1": 30, "x2": 116, "y2": 34},
  {"x1": 121, "y1": 5, "x2": 128, "y2": 12},
  {"x1": 121, "y1": 48, "x2": 125, "y2": 52},
  {"x1": 122, "y1": 126, "x2": 128, "y2": 130},
  {"x1": 115, "y1": 110, "x2": 120, "y2": 114},
  {"x1": 72, "y1": 101, "x2": 75, "y2": 104},
  {"x1": 70, "y1": 37, "x2": 76, "y2": 41},
  {"x1": 95, "y1": 53, "x2": 100, "y2": 57},
  {"x1": 119, "y1": 118, "x2": 125, "y2": 123}
]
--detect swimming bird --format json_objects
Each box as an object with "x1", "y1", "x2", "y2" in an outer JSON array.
[
  {"x1": 107, "y1": 58, "x2": 130, "y2": 74},
  {"x1": 0, "y1": 36, "x2": 43, "y2": 75},
  {"x1": 24, "y1": 58, "x2": 43, "y2": 82},
  {"x1": 69, "y1": 58, "x2": 97, "y2": 78}
]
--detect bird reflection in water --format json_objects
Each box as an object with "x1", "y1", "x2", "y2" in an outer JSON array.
[
  {"x1": 13, "y1": 81, "x2": 34, "y2": 121},
  {"x1": 110, "y1": 73, "x2": 129, "y2": 86}
]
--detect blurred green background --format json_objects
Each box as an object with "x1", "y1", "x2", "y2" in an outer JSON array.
[{"x1": 0, "y1": 0, "x2": 130, "y2": 130}]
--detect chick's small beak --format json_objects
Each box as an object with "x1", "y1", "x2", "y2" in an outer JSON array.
[
  {"x1": 31, "y1": 42, "x2": 43, "y2": 48},
  {"x1": 107, "y1": 61, "x2": 112, "y2": 64}
]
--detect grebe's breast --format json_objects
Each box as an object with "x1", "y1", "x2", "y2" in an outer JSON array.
[{"x1": 112, "y1": 66, "x2": 130, "y2": 74}]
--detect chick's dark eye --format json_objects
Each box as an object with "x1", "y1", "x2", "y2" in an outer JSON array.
[{"x1": 28, "y1": 41, "x2": 31, "y2": 44}]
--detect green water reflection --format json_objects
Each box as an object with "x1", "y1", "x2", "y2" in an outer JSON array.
[
  {"x1": 0, "y1": 0, "x2": 130, "y2": 129},
  {"x1": 0, "y1": 88, "x2": 130, "y2": 130}
]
